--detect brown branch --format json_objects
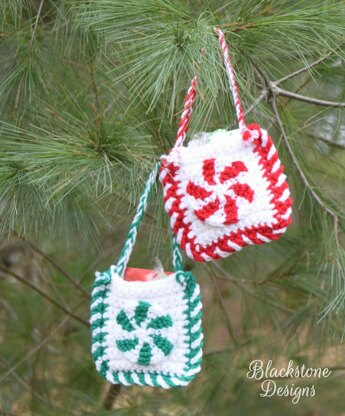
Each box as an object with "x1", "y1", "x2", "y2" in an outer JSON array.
[
  {"x1": 209, "y1": 270, "x2": 239, "y2": 345},
  {"x1": 275, "y1": 51, "x2": 336, "y2": 85},
  {"x1": 30, "y1": 0, "x2": 44, "y2": 47},
  {"x1": 211, "y1": 263, "x2": 294, "y2": 313},
  {"x1": 244, "y1": 89, "x2": 268, "y2": 117},
  {"x1": 103, "y1": 385, "x2": 122, "y2": 410},
  {"x1": 270, "y1": 96, "x2": 339, "y2": 222},
  {"x1": 205, "y1": 340, "x2": 252, "y2": 357},
  {"x1": 265, "y1": 74, "x2": 312, "y2": 132},
  {"x1": 0, "y1": 264, "x2": 89, "y2": 327},
  {"x1": 217, "y1": 22, "x2": 258, "y2": 32},
  {"x1": 0, "y1": 357, "x2": 48, "y2": 405},
  {"x1": 305, "y1": 132, "x2": 345, "y2": 150},
  {"x1": 19, "y1": 235, "x2": 90, "y2": 298},
  {"x1": 271, "y1": 85, "x2": 345, "y2": 108},
  {"x1": 89, "y1": 60, "x2": 103, "y2": 128},
  {"x1": 248, "y1": 49, "x2": 345, "y2": 111},
  {"x1": 0, "y1": 316, "x2": 70, "y2": 385},
  {"x1": 247, "y1": 57, "x2": 341, "y2": 232}
]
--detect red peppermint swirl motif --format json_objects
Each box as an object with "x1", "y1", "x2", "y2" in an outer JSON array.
[{"x1": 186, "y1": 158, "x2": 254, "y2": 226}]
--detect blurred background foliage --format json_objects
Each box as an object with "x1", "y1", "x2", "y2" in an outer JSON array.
[{"x1": 1, "y1": 0, "x2": 345, "y2": 415}]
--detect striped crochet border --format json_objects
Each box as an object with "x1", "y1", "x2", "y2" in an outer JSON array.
[
  {"x1": 159, "y1": 28, "x2": 292, "y2": 261},
  {"x1": 160, "y1": 124, "x2": 293, "y2": 261},
  {"x1": 90, "y1": 268, "x2": 203, "y2": 388}
]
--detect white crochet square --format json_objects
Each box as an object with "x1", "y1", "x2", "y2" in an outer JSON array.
[
  {"x1": 160, "y1": 128, "x2": 292, "y2": 261},
  {"x1": 91, "y1": 269, "x2": 203, "y2": 388},
  {"x1": 178, "y1": 129, "x2": 275, "y2": 246}
]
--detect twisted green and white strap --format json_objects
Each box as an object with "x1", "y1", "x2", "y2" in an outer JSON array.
[
  {"x1": 114, "y1": 163, "x2": 184, "y2": 278},
  {"x1": 172, "y1": 235, "x2": 184, "y2": 272}
]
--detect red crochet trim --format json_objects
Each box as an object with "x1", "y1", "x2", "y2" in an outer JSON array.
[{"x1": 160, "y1": 124, "x2": 293, "y2": 262}]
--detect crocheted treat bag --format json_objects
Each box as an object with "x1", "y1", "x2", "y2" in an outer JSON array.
[
  {"x1": 159, "y1": 28, "x2": 293, "y2": 262},
  {"x1": 91, "y1": 164, "x2": 203, "y2": 388}
]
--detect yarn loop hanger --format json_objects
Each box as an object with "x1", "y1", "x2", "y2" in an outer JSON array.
[{"x1": 173, "y1": 27, "x2": 249, "y2": 150}]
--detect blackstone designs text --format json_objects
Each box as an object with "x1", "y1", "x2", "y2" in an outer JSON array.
[{"x1": 247, "y1": 360, "x2": 331, "y2": 404}]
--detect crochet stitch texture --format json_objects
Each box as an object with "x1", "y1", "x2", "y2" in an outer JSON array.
[
  {"x1": 115, "y1": 300, "x2": 175, "y2": 366},
  {"x1": 160, "y1": 127, "x2": 292, "y2": 261},
  {"x1": 91, "y1": 268, "x2": 203, "y2": 388},
  {"x1": 91, "y1": 164, "x2": 203, "y2": 388},
  {"x1": 159, "y1": 29, "x2": 292, "y2": 262}
]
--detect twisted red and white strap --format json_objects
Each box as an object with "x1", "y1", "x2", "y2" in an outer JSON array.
[
  {"x1": 214, "y1": 27, "x2": 246, "y2": 131},
  {"x1": 173, "y1": 28, "x2": 248, "y2": 149},
  {"x1": 174, "y1": 76, "x2": 198, "y2": 148}
]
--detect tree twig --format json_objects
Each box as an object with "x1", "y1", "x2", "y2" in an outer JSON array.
[
  {"x1": 275, "y1": 50, "x2": 336, "y2": 85},
  {"x1": 243, "y1": 89, "x2": 268, "y2": 117},
  {"x1": 30, "y1": 0, "x2": 44, "y2": 46},
  {"x1": 248, "y1": 49, "x2": 345, "y2": 110},
  {"x1": 0, "y1": 316, "x2": 70, "y2": 385},
  {"x1": 103, "y1": 385, "x2": 122, "y2": 410},
  {"x1": 0, "y1": 264, "x2": 89, "y2": 327},
  {"x1": 209, "y1": 270, "x2": 239, "y2": 345},
  {"x1": 304, "y1": 132, "x2": 345, "y2": 150},
  {"x1": 0, "y1": 357, "x2": 48, "y2": 406},
  {"x1": 247, "y1": 56, "x2": 341, "y2": 233},
  {"x1": 211, "y1": 263, "x2": 294, "y2": 313},
  {"x1": 271, "y1": 85, "x2": 345, "y2": 108},
  {"x1": 18, "y1": 235, "x2": 90, "y2": 298},
  {"x1": 270, "y1": 96, "x2": 339, "y2": 222},
  {"x1": 205, "y1": 340, "x2": 251, "y2": 357},
  {"x1": 89, "y1": 59, "x2": 103, "y2": 128}
]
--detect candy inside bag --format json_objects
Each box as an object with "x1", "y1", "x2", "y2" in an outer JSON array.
[{"x1": 123, "y1": 258, "x2": 172, "y2": 282}]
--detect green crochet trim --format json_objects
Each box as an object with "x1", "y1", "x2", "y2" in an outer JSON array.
[
  {"x1": 90, "y1": 270, "x2": 203, "y2": 388},
  {"x1": 90, "y1": 164, "x2": 202, "y2": 388}
]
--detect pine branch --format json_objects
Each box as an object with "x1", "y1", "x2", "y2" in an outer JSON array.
[
  {"x1": 275, "y1": 50, "x2": 337, "y2": 84},
  {"x1": 0, "y1": 265, "x2": 89, "y2": 327},
  {"x1": 205, "y1": 340, "x2": 251, "y2": 357},
  {"x1": 29, "y1": 0, "x2": 44, "y2": 47},
  {"x1": 0, "y1": 356, "x2": 49, "y2": 406},
  {"x1": 269, "y1": 94, "x2": 344, "y2": 298},
  {"x1": 248, "y1": 56, "x2": 342, "y2": 253},
  {"x1": 0, "y1": 316, "x2": 70, "y2": 385},
  {"x1": 17, "y1": 234, "x2": 90, "y2": 298},
  {"x1": 270, "y1": 97, "x2": 339, "y2": 223},
  {"x1": 209, "y1": 271, "x2": 239, "y2": 345},
  {"x1": 244, "y1": 89, "x2": 267, "y2": 116},
  {"x1": 2, "y1": 1, "x2": 345, "y2": 411},
  {"x1": 249, "y1": 49, "x2": 345, "y2": 109},
  {"x1": 212, "y1": 262, "x2": 294, "y2": 314},
  {"x1": 304, "y1": 131, "x2": 345, "y2": 150},
  {"x1": 271, "y1": 85, "x2": 345, "y2": 108}
]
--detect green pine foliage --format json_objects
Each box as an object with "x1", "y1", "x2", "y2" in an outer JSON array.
[{"x1": 1, "y1": 0, "x2": 345, "y2": 414}]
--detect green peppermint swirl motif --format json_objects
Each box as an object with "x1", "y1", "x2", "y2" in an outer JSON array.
[{"x1": 115, "y1": 301, "x2": 174, "y2": 366}]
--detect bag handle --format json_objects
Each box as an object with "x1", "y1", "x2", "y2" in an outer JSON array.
[
  {"x1": 214, "y1": 28, "x2": 246, "y2": 131},
  {"x1": 173, "y1": 28, "x2": 247, "y2": 149},
  {"x1": 114, "y1": 162, "x2": 184, "y2": 278},
  {"x1": 174, "y1": 76, "x2": 198, "y2": 148}
]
